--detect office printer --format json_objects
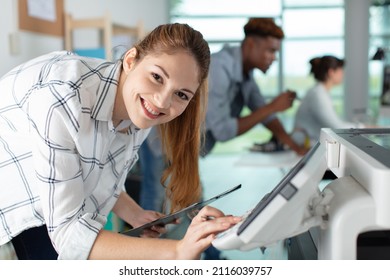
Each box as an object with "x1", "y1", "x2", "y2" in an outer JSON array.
[{"x1": 213, "y1": 128, "x2": 390, "y2": 259}]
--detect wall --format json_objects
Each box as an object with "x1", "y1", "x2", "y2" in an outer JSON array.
[{"x1": 0, "y1": 0, "x2": 169, "y2": 76}]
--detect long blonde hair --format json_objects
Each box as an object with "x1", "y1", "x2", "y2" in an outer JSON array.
[{"x1": 133, "y1": 23, "x2": 210, "y2": 212}]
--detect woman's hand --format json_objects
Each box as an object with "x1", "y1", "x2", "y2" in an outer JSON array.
[
  {"x1": 175, "y1": 206, "x2": 241, "y2": 259},
  {"x1": 131, "y1": 209, "x2": 167, "y2": 238},
  {"x1": 113, "y1": 192, "x2": 168, "y2": 238}
]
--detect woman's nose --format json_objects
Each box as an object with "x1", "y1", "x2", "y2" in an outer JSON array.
[{"x1": 153, "y1": 90, "x2": 172, "y2": 109}]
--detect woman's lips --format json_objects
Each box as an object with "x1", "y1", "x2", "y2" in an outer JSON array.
[{"x1": 141, "y1": 98, "x2": 162, "y2": 119}]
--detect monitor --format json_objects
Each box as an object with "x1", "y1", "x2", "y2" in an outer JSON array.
[
  {"x1": 212, "y1": 141, "x2": 328, "y2": 251},
  {"x1": 381, "y1": 65, "x2": 390, "y2": 105}
]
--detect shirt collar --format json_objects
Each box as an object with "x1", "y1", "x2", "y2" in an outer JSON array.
[
  {"x1": 91, "y1": 60, "x2": 122, "y2": 122},
  {"x1": 92, "y1": 60, "x2": 141, "y2": 133}
]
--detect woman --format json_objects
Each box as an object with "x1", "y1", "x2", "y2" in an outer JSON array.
[
  {"x1": 0, "y1": 23, "x2": 240, "y2": 260},
  {"x1": 293, "y1": 55, "x2": 358, "y2": 145}
]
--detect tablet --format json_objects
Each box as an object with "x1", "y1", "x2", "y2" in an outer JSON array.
[{"x1": 121, "y1": 184, "x2": 242, "y2": 237}]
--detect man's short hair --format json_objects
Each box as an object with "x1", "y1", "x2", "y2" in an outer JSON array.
[{"x1": 244, "y1": 18, "x2": 284, "y2": 39}]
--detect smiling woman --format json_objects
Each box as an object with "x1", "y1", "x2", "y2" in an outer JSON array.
[
  {"x1": 115, "y1": 50, "x2": 199, "y2": 128},
  {"x1": 0, "y1": 23, "x2": 242, "y2": 260}
]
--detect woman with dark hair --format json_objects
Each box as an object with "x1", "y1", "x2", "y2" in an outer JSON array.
[
  {"x1": 0, "y1": 23, "x2": 240, "y2": 260},
  {"x1": 293, "y1": 55, "x2": 360, "y2": 145}
]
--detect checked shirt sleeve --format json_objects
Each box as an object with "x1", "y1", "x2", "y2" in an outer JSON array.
[{"x1": 28, "y1": 84, "x2": 105, "y2": 260}]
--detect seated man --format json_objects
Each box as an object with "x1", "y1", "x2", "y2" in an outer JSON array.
[{"x1": 203, "y1": 18, "x2": 307, "y2": 156}]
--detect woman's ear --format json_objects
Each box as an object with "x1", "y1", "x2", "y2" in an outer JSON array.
[
  {"x1": 122, "y1": 48, "x2": 137, "y2": 74},
  {"x1": 327, "y1": 68, "x2": 336, "y2": 80}
]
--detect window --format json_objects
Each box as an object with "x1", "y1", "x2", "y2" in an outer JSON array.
[
  {"x1": 169, "y1": 0, "x2": 346, "y2": 153},
  {"x1": 369, "y1": 2, "x2": 390, "y2": 118},
  {"x1": 170, "y1": 0, "x2": 281, "y2": 52},
  {"x1": 282, "y1": 4, "x2": 344, "y2": 130}
]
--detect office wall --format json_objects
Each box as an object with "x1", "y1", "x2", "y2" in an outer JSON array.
[{"x1": 0, "y1": 0, "x2": 169, "y2": 76}]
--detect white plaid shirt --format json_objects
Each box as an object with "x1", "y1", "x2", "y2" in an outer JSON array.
[{"x1": 0, "y1": 51, "x2": 150, "y2": 259}]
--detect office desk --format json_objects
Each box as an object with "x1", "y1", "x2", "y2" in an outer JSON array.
[{"x1": 234, "y1": 150, "x2": 301, "y2": 173}]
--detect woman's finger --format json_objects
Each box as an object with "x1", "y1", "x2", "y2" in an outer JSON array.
[
  {"x1": 194, "y1": 206, "x2": 225, "y2": 222},
  {"x1": 140, "y1": 228, "x2": 161, "y2": 238},
  {"x1": 190, "y1": 215, "x2": 241, "y2": 241}
]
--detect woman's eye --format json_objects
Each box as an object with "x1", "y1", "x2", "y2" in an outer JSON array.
[
  {"x1": 152, "y1": 73, "x2": 162, "y2": 82},
  {"x1": 176, "y1": 91, "x2": 189, "y2": 101}
]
